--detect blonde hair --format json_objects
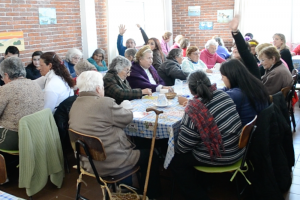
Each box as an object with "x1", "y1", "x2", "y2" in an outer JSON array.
[
  {"x1": 255, "y1": 43, "x2": 273, "y2": 54},
  {"x1": 258, "y1": 46, "x2": 281, "y2": 63},
  {"x1": 162, "y1": 32, "x2": 172, "y2": 40},
  {"x1": 186, "y1": 46, "x2": 199, "y2": 57},
  {"x1": 180, "y1": 38, "x2": 190, "y2": 49},
  {"x1": 174, "y1": 35, "x2": 184, "y2": 44},
  {"x1": 273, "y1": 33, "x2": 288, "y2": 50},
  {"x1": 134, "y1": 45, "x2": 153, "y2": 62}
]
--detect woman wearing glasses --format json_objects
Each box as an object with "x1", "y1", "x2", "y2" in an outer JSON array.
[
  {"x1": 182, "y1": 46, "x2": 212, "y2": 74},
  {"x1": 35, "y1": 52, "x2": 75, "y2": 113},
  {"x1": 200, "y1": 39, "x2": 226, "y2": 69},
  {"x1": 103, "y1": 56, "x2": 152, "y2": 104},
  {"x1": 63, "y1": 48, "x2": 83, "y2": 78}
]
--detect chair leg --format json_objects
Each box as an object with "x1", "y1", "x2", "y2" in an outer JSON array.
[
  {"x1": 76, "y1": 182, "x2": 81, "y2": 200},
  {"x1": 170, "y1": 178, "x2": 175, "y2": 200},
  {"x1": 291, "y1": 109, "x2": 296, "y2": 132},
  {"x1": 234, "y1": 177, "x2": 241, "y2": 200}
]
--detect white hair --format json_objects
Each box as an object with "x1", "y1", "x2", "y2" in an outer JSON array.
[
  {"x1": 65, "y1": 48, "x2": 83, "y2": 62},
  {"x1": 74, "y1": 59, "x2": 96, "y2": 75},
  {"x1": 174, "y1": 35, "x2": 184, "y2": 43},
  {"x1": 109, "y1": 56, "x2": 131, "y2": 72},
  {"x1": 77, "y1": 71, "x2": 103, "y2": 93},
  {"x1": 205, "y1": 39, "x2": 219, "y2": 49}
]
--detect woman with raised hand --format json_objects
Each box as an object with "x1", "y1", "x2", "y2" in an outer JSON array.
[{"x1": 228, "y1": 15, "x2": 261, "y2": 79}]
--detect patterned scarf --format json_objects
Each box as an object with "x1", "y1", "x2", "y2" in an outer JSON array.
[
  {"x1": 148, "y1": 67, "x2": 159, "y2": 84},
  {"x1": 185, "y1": 84, "x2": 224, "y2": 159}
]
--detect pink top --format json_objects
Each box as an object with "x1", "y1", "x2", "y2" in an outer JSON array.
[
  {"x1": 170, "y1": 43, "x2": 180, "y2": 51},
  {"x1": 280, "y1": 58, "x2": 289, "y2": 70},
  {"x1": 200, "y1": 49, "x2": 226, "y2": 69},
  {"x1": 160, "y1": 38, "x2": 170, "y2": 56},
  {"x1": 292, "y1": 44, "x2": 300, "y2": 55}
]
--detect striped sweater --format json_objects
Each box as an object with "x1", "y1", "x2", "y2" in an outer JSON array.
[{"x1": 175, "y1": 90, "x2": 244, "y2": 165}]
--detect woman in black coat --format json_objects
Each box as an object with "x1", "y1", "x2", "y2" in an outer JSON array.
[{"x1": 26, "y1": 51, "x2": 43, "y2": 80}]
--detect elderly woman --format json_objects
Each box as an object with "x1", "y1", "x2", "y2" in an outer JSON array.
[
  {"x1": 160, "y1": 31, "x2": 172, "y2": 55},
  {"x1": 171, "y1": 70, "x2": 243, "y2": 200},
  {"x1": 248, "y1": 39, "x2": 260, "y2": 63},
  {"x1": 182, "y1": 46, "x2": 212, "y2": 74},
  {"x1": 124, "y1": 48, "x2": 137, "y2": 62},
  {"x1": 256, "y1": 43, "x2": 289, "y2": 76},
  {"x1": 69, "y1": 71, "x2": 161, "y2": 199},
  {"x1": 228, "y1": 16, "x2": 261, "y2": 79},
  {"x1": 158, "y1": 49, "x2": 188, "y2": 86},
  {"x1": 63, "y1": 48, "x2": 83, "y2": 78},
  {"x1": 103, "y1": 56, "x2": 152, "y2": 104},
  {"x1": 200, "y1": 39, "x2": 225, "y2": 69},
  {"x1": 87, "y1": 49, "x2": 108, "y2": 71},
  {"x1": 26, "y1": 51, "x2": 43, "y2": 80},
  {"x1": 273, "y1": 33, "x2": 293, "y2": 73},
  {"x1": 0, "y1": 57, "x2": 44, "y2": 150},
  {"x1": 213, "y1": 36, "x2": 231, "y2": 59},
  {"x1": 171, "y1": 35, "x2": 184, "y2": 50},
  {"x1": 35, "y1": 52, "x2": 75, "y2": 113},
  {"x1": 127, "y1": 45, "x2": 171, "y2": 92},
  {"x1": 259, "y1": 46, "x2": 293, "y2": 95},
  {"x1": 180, "y1": 38, "x2": 190, "y2": 57}
]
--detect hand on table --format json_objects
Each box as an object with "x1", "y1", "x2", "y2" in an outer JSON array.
[
  {"x1": 119, "y1": 24, "x2": 127, "y2": 36},
  {"x1": 178, "y1": 96, "x2": 188, "y2": 105},
  {"x1": 142, "y1": 88, "x2": 152, "y2": 96},
  {"x1": 228, "y1": 14, "x2": 240, "y2": 32}
]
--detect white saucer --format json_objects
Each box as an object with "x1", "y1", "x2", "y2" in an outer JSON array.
[{"x1": 153, "y1": 102, "x2": 170, "y2": 107}]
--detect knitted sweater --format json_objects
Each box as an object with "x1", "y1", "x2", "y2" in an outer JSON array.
[
  {"x1": 87, "y1": 57, "x2": 107, "y2": 72},
  {"x1": 175, "y1": 90, "x2": 244, "y2": 165},
  {"x1": 200, "y1": 49, "x2": 225, "y2": 69},
  {"x1": 181, "y1": 58, "x2": 208, "y2": 73},
  {"x1": 216, "y1": 46, "x2": 231, "y2": 60},
  {"x1": 19, "y1": 108, "x2": 64, "y2": 196},
  {"x1": 0, "y1": 78, "x2": 44, "y2": 131}
]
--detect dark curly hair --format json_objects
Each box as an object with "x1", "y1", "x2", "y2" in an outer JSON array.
[{"x1": 40, "y1": 52, "x2": 75, "y2": 88}]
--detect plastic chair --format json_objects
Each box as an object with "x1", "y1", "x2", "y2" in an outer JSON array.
[
  {"x1": 68, "y1": 129, "x2": 140, "y2": 200},
  {"x1": 194, "y1": 115, "x2": 257, "y2": 200}
]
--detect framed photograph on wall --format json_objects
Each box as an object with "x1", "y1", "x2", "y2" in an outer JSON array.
[
  {"x1": 39, "y1": 8, "x2": 57, "y2": 25},
  {"x1": 188, "y1": 6, "x2": 201, "y2": 16},
  {"x1": 199, "y1": 22, "x2": 213, "y2": 30},
  {"x1": 217, "y1": 9, "x2": 233, "y2": 23}
]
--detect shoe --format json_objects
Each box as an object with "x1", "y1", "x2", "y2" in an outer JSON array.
[{"x1": 0, "y1": 178, "x2": 9, "y2": 185}]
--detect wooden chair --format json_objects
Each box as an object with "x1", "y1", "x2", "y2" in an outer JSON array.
[
  {"x1": 68, "y1": 129, "x2": 140, "y2": 200},
  {"x1": 281, "y1": 86, "x2": 292, "y2": 99},
  {"x1": 194, "y1": 116, "x2": 257, "y2": 200}
]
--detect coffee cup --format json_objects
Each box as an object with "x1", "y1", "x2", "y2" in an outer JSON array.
[
  {"x1": 160, "y1": 89, "x2": 168, "y2": 94},
  {"x1": 120, "y1": 100, "x2": 133, "y2": 110},
  {"x1": 157, "y1": 94, "x2": 168, "y2": 106}
]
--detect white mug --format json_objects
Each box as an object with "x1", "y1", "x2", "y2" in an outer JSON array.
[
  {"x1": 157, "y1": 94, "x2": 168, "y2": 106},
  {"x1": 160, "y1": 89, "x2": 168, "y2": 94}
]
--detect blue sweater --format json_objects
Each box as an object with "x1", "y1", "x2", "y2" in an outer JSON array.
[
  {"x1": 223, "y1": 87, "x2": 266, "y2": 126},
  {"x1": 63, "y1": 60, "x2": 76, "y2": 78},
  {"x1": 117, "y1": 34, "x2": 127, "y2": 56},
  {"x1": 216, "y1": 46, "x2": 231, "y2": 60}
]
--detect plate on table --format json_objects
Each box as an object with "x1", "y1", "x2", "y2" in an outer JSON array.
[{"x1": 153, "y1": 102, "x2": 171, "y2": 107}]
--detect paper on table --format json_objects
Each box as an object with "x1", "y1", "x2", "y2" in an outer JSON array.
[
  {"x1": 133, "y1": 112, "x2": 150, "y2": 118},
  {"x1": 142, "y1": 95, "x2": 157, "y2": 100}
]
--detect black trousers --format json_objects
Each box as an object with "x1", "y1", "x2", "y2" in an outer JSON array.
[
  {"x1": 170, "y1": 152, "x2": 211, "y2": 200},
  {"x1": 136, "y1": 149, "x2": 161, "y2": 199}
]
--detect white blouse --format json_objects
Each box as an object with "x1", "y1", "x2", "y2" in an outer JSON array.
[
  {"x1": 35, "y1": 70, "x2": 74, "y2": 113},
  {"x1": 142, "y1": 68, "x2": 162, "y2": 92}
]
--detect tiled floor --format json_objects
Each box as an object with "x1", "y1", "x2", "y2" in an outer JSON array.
[{"x1": 1, "y1": 103, "x2": 300, "y2": 200}]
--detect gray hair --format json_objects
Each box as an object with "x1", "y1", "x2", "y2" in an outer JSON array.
[
  {"x1": 167, "y1": 49, "x2": 183, "y2": 60},
  {"x1": 205, "y1": 39, "x2": 219, "y2": 49},
  {"x1": 125, "y1": 48, "x2": 137, "y2": 58},
  {"x1": 180, "y1": 38, "x2": 190, "y2": 49},
  {"x1": 92, "y1": 48, "x2": 105, "y2": 61},
  {"x1": 109, "y1": 56, "x2": 131, "y2": 72},
  {"x1": 0, "y1": 57, "x2": 26, "y2": 79},
  {"x1": 126, "y1": 38, "x2": 136, "y2": 45},
  {"x1": 214, "y1": 37, "x2": 224, "y2": 47},
  {"x1": 74, "y1": 59, "x2": 96, "y2": 75},
  {"x1": 77, "y1": 71, "x2": 103, "y2": 92},
  {"x1": 65, "y1": 48, "x2": 83, "y2": 62}
]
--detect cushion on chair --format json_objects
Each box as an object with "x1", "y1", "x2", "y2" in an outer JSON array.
[{"x1": 194, "y1": 159, "x2": 245, "y2": 173}]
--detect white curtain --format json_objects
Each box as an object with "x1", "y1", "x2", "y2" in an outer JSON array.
[{"x1": 234, "y1": 0, "x2": 299, "y2": 49}]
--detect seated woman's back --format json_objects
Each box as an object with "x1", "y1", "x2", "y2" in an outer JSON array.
[{"x1": 176, "y1": 71, "x2": 244, "y2": 166}]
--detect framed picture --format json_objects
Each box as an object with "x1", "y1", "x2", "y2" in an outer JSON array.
[
  {"x1": 217, "y1": 9, "x2": 233, "y2": 23},
  {"x1": 39, "y1": 8, "x2": 57, "y2": 25},
  {"x1": 199, "y1": 22, "x2": 213, "y2": 30},
  {"x1": 0, "y1": 31, "x2": 25, "y2": 53},
  {"x1": 188, "y1": 6, "x2": 201, "y2": 16}
]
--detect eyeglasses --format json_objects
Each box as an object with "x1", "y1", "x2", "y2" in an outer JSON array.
[
  {"x1": 192, "y1": 52, "x2": 200, "y2": 55},
  {"x1": 123, "y1": 69, "x2": 131, "y2": 74},
  {"x1": 72, "y1": 57, "x2": 81, "y2": 60}
]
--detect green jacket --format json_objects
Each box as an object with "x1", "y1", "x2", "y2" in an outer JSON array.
[
  {"x1": 18, "y1": 108, "x2": 64, "y2": 196},
  {"x1": 103, "y1": 69, "x2": 142, "y2": 104}
]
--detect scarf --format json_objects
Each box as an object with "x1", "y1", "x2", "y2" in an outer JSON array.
[
  {"x1": 148, "y1": 67, "x2": 160, "y2": 84},
  {"x1": 185, "y1": 84, "x2": 224, "y2": 159}
]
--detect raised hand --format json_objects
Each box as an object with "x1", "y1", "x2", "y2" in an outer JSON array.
[
  {"x1": 119, "y1": 24, "x2": 127, "y2": 36},
  {"x1": 228, "y1": 15, "x2": 240, "y2": 32},
  {"x1": 136, "y1": 24, "x2": 141, "y2": 29}
]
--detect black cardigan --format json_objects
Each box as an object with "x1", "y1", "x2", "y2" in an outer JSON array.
[
  {"x1": 232, "y1": 31, "x2": 261, "y2": 80},
  {"x1": 280, "y1": 49, "x2": 293, "y2": 73}
]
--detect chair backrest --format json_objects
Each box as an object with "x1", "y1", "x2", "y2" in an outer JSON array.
[
  {"x1": 238, "y1": 116, "x2": 257, "y2": 149},
  {"x1": 68, "y1": 129, "x2": 106, "y2": 161},
  {"x1": 281, "y1": 86, "x2": 292, "y2": 99},
  {"x1": 292, "y1": 75, "x2": 298, "y2": 86}
]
